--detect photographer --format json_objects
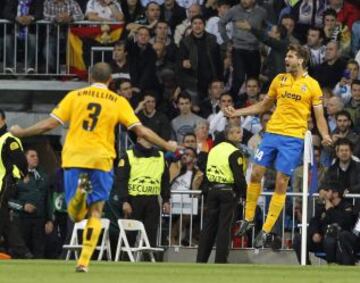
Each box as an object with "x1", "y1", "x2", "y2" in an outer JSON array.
[{"x1": 293, "y1": 181, "x2": 354, "y2": 265}]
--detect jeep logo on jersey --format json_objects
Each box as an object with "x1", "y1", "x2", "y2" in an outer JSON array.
[
  {"x1": 206, "y1": 165, "x2": 227, "y2": 183},
  {"x1": 281, "y1": 91, "x2": 301, "y2": 101},
  {"x1": 129, "y1": 176, "x2": 160, "y2": 195}
]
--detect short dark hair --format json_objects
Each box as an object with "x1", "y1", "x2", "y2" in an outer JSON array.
[
  {"x1": 114, "y1": 40, "x2": 126, "y2": 48},
  {"x1": 146, "y1": 1, "x2": 160, "y2": 10},
  {"x1": 184, "y1": 146, "x2": 197, "y2": 157},
  {"x1": 308, "y1": 26, "x2": 325, "y2": 40},
  {"x1": 277, "y1": 24, "x2": 288, "y2": 39},
  {"x1": 335, "y1": 110, "x2": 352, "y2": 121},
  {"x1": 91, "y1": 62, "x2": 112, "y2": 83},
  {"x1": 143, "y1": 90, "x2": 157, "y2": 102},
  {"x1": 323, "y1": 8, "x2": 337, "y2": 21},
  {"x1": 183, "y1": 132, "x2": 196, "y2": 142},
  {"x1": 351, "y1": 79, "x2": 360, "y2": 88},
  {"x1": 335, "y1": 137, "x2": 353, "y2": 151},
  {"x1": 0, "y1": 109, "x2": 5, "y2": 120},
  {"x1": 219, "y1": 92, "x2": 232, "y2": 100},
  {"x1": 176, "y1": 92, "x2": 192, "y2": 103},
  {"x1": 287, "y1": 43, "x2": 310, "y2": 68},
  {"x1": 217, "y1": 0, "x2": 231, "y2": 7},
  {"x1": 191, "y1": 15, "x2": 205, "y2": 25},
  {"x1": 246, "y1": 77, "x2": 260, "y2": 86},
  {"x1": 280, "y1": 14, "x2": 296, "y2": 23}
]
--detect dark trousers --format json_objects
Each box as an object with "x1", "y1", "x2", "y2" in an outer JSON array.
[
  {"x1": 338, "y1": 231, "x2": 360, "y2": 265},
  {"x1": 20, "y1": 217, "x2": 46, "y2": 259},
  {"x1": 196, "y1": 189, "x2": 236, "y2": 263},
  {"x1": 293, "y1": 233, "x2": 338, "y2": 265},
  {"x1": 129, "y1": 196, "x2": 160, "y2": 247},
  {"x1": 231, "y1": 48, "x2": 261, "y2": 97}
]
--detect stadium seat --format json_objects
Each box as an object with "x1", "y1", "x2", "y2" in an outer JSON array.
[
  {"x1": 62, "y1": 218, "x2": 112, "y2": 261},
  {"x1": 114, "y1": 219, "x2": 163, "y2": 262}
]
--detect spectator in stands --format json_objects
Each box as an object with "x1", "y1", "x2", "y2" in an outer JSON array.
[
  {"x1": 174, "y1": 3, "x2": 202, "y2": 46},
  {"x1": 115, "y1": 79, "x2": 141, "y2": 107},
  {"x1": 291, "y1": 0, "x2": 329, "y2": 43},
  {"x1": 169, "y1": 147, "x2": 203, "y2": 245},
  {"x1": 322, "y1": 8, "x2": 342, "y2": 43},
  {"x1": 333, "y1": 60, "x2": 359, "y2": 105},
  {"x1": 320, "y1": 138, "x2": 360, "y2": 197},
  {"x1": 135, "y1": 92, "x2": 171, "y2": 141},
  {"x1": 43, "y1": 0, "x2": 84, "y2": 73},
  {"x1": 205, "y1": 0, "x2": 232, "y2": 45},
  {"x1": 304, "y1": 26, "x2": 326, "y2": 69},
  {"x1": 150, "y1": 21, "x2": 177, "y2": 63},
  {"x1": 280, "y1": 14, "x2": 300, "y2": 44},
  {"x1": 199, "y1": 80, "x2": 225, "y2": 118},
  {"x1": 182, "y1": 132, "x2": 197, "y2": 149},
  {"x1": 326, "y1": 96, "x2": 344, "y2": 132},
  {"x1": 3, "y1": 0, "x2": 43, "y2": 74},
  {"x1": 351, "y1": 20, "x2": 360, "y2": 55},
  {"x1": 236, "y1": 19, "x2": 289, "y2": 82},
  {"x1": 121, "y1": 0, "x2": 144, "y2": 23},
  {"x1": 85, "y1": 0, "x2": 124, "y2": 21},
  {"x1": 171, "y1": 92, "x2": 204, "y2": 143},
  {"x1": 323, "y1": 110, "x2": 359, "y2": 163},
  {"x1": 111, "y1": 40, "x2": 131, "y2": 86},
  {"x1": 160, "y1": 0, "x2": 186, "y2": 33},
  {"x1": 344, "y1": 80, "x2": 360, "y2": 133},
  {"x1": 126, "y1": 2, "x2": 161, "y2": 35},
  {"x1": 329, "y1": 0, "x2": 360, "y2": 30},
  {"x1": 152, "y1": 41, "x2": 176, "y2": 82},
  {"x1": 312, "y1": 41, "x2": 347, "y2": 89},
  {"x1": 208, "y1": 93, "x2": 233, "y2": 137},
  {"x1": 178, "y1": 15, "x2": 223, "y2": 104},
  {"x1": 194, "y1": 120, "x2": 213, "y2": 153},
  {"x1": 293, "y1": 180, "x2": 354, "y2": 265},
  {"x1": 219, "y1": 0, "x2": 267, "y2": 98},
  {"x1": 338, "y1": 212, "x2": 360, "y2": 265},
  {"x1": 126, "y1": 26, "x2": 158, "y2": 91},
  {"x1": 10, "y1": 149, "x2": 53, "y2": 259},
  {"x1": 236, "y1": 77, "x2": 261, "y2": 108}
]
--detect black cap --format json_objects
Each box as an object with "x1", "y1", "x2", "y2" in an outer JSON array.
[
  {"x1": 191, "y1": 15, "x2": 205, "y2": 25},
  {"x1": 324, "y1": 181, "x2": 344, "y2": 195}
]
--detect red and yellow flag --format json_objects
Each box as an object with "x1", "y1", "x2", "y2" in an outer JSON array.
[{"x1": 68, "y1": 24, "x2": 124, "y2": 79}]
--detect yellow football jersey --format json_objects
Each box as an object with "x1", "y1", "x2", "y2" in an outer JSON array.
[
  {"x1": 51, "y1": 83, "x2": 140, "y2": 171},
  {"x1": 266, "y1": 73, "x2": 323, "y2": 139}
]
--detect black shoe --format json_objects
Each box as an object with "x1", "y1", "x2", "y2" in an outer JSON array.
[
  {"x1": 235, "y1": 220, "x2": 254, "y2": 236},
  {"x1": 254, "y1": 230, "x2": 271, "y2": 249},
  {"x1": 78, "y1": 173, "x2": 92, "y2": 193}
]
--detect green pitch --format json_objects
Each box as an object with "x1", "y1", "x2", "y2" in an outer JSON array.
[{"x1": 0, "y1": 261, "x2": 358, "y2": 283}]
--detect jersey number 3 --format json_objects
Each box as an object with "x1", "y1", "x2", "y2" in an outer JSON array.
[{"x1": 83, "y1": 103, "x2": 102, "y2": 131}]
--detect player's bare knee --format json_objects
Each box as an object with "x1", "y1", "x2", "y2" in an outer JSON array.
[
  {"x1": 250, "y1": 167, "x2": 265, "y2": 183},
  {"x1": 88, "y1": 201, "x2": 104, "y2": 218},
  {"x1": 275, "y1": 173, "x2": 290, "y2": 193}
]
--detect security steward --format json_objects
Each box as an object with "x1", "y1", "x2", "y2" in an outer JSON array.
[
  {"x1": 0, "y1": 109, "x2": 28, "y2": 258},
  {"x1": 116, "y1": 137, "x2": 170, "y2": 247},
  {"x1": 196, "y1": 124, "x2": 247, "y2": 263}
]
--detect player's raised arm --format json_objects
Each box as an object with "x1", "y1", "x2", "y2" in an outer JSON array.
[
  {"x1": 224, "y1": 95, "x2": 275, "y2": 117},
  {"x1": 313, "y1": 105, "x2": 332, "y2": 146},
  {"x1": 10, "y1": 117, "x2": 61, "y2": 138}
]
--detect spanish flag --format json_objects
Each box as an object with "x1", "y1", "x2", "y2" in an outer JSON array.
[{"x1": 68, "y1": 24, "x2": 124, "y2": 79}]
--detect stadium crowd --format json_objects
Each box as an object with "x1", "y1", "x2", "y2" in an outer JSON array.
[{"x1": 1, "y1": 0, "x2": 360, "y2": 266}]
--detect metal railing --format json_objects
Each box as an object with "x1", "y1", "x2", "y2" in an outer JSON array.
[{"x1": 0, "y1": 20, "x2": 122, "y2": 76}]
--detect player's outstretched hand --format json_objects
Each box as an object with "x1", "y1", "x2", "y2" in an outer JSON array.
[
  {"x1": 224, "y1": 106, "x2": 236, "y2": 117},
  {"x1": 321, "y1": 135, "x2": 333, "y2": 147},
  {"x1": 9, "y1": 125, "x2": 24, "y2": 138},
  {"x1": 167, "y1": 140, "x2": 181, "y2": 153}
]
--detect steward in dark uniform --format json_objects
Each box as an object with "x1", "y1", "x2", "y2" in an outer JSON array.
[
  {"x1": 116, "y1": 138, "x2": 170, "y2": 247},
  {"x1": 196, "y1": 124, "x2": 247, "y2": 263},
  {"x1": 293, "y1": 181, "x2": 355, "y2": 265},
  {"x1": 0, "y1": 109, "x2": 29, "y2": 257}
]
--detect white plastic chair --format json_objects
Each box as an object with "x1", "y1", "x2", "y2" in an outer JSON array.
[
  {"x1": 63, "y1": 218, "x2": 112, "y2": 261},
  {"x1": 114, "y1": 219, "x2": 163, "y2": 262}
]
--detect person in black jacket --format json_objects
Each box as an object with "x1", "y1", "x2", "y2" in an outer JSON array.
[
  {"x1": 160, "y1": 0, "x2": 186, "y2": 33},
  {"x1": 3, "y1": 0, "x2": 43, "y2": 73},
  {"x1": 116, "y1": 137, "x2": 170, "y2": 247},
  {"x1": 178, "y1": 15, "x2": 223, "y2": 105},
  {"x1": 292, "y1": 181, "x2": 355, "y2": 265},
  {"x1": 0, "y1": 109, "x2": 30, "y2": 258}
]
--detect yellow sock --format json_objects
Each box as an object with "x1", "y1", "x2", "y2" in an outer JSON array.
[
  {"x1": 77, "y1": 217, "x2": 102, "y2": 267},
  {"x1": 263, "y1": 192, "x2": 286, "y2": 233},
  {"x1": 67, "y1": 189, "x2": 88, "y2": 222},
  {"x1": 244, "y1": 182, "x2": 261, "y2": 222}
]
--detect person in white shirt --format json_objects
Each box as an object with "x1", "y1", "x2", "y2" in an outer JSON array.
[
  {"x1": 333, "y1": 60, "x2": 360, "y2": 105},
  {"x1": 208, "y1": 93, "x2": 233, "y2": 136},
  {"x1": 205, "y1": 0, "x2": 232, "y2": 45},
  {"x1": 85, "y1": 0, "x2": 124, "y2": 21}
]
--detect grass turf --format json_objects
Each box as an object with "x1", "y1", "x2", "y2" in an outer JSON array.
[{"x1": 0, "y1": 261, "x2": 358, "y2": 283}]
